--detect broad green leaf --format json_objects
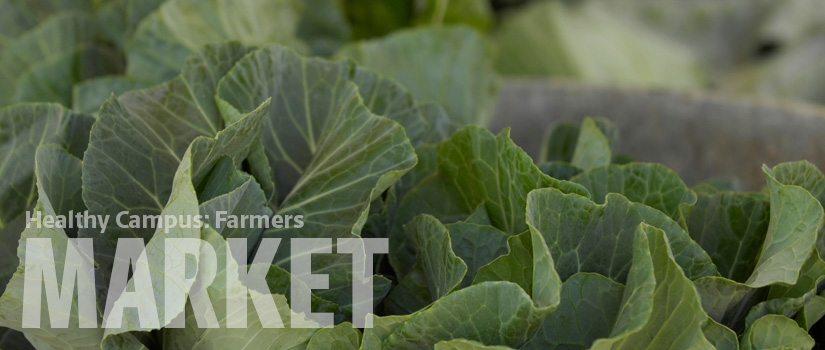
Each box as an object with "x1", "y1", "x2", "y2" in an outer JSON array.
[
  {"x1": 771, "y1": 160, "x2": 825, "y2": 257},
  {"x1": 102, "y1": 99, "x2": 271, "y2": 344},
  {"x1": 382, "y1": 282, "x2": 552, "y2": 349},
  {"x1": 493, "y1": 0, "x2": 704, "y2": 89},
  {"x1": 572, "y1": 163, "x2": 695, "y2": 219},
  {"x1": 72, "y1": 76, "x2": 148, "y2": 115},
  {"x1": 590, "y1": 224, "x2": 715, "y2": 350},
  {"x1": 0, "y1": 103, "x2": 93, "y2": 230},
  {"x1": 570, "y1": 117, "x2": 611, "y2": 171},
  {"x1": 688, "y1": 192, "x2": 769, "y2": 283},
  {"x1": 526, "y1": 188, "x2": 716, "y2": 282},
  {"x1": 740, "y1": 315, "x2": 814, "y2": 350},
  {"x1": 522, "y1": 273, "x2": 624, "y2": 350},
  {"x1": 391, "y1": 126, "x2": 589, "y2": 277},
  {"x1": 772, "y1": 161, "x2": 825, "y2": 205},
  {"x1": 524, "y1": 219, "x2": 658, "y2": 349},
  {"x1": 434, "y1": 339, "x2": 514, "y2": 350},
  {"x1": 81, "y1": 42, "x2": 256, "y2": 289},
  {"x1": 688, "y1": 163, "x2": 824, "y2": 326},
  {"x1": 216, "y1": 44, "x2": 418, "y2": 310},
  {"x1": 337, "y1": 26, "x2": 499, "y2": 126},
  {"x1": 126, "y1": 0, "x2": 305, "y2": 84},
  {"x1": 473, "y1": 230, "x2": 561, "y2": 309},
  {"x1": 749, "y1": 165, "x2": 823, "y2": 286},
  {"x1": 307, "y1": 322, "x2": 361, "y2": 350},
  {"x1": 216, "y1": 44, "x2": 425, "y2": 205},
  {"x1": 384, "y1": 215, "x2": 467, "y2": 315}
]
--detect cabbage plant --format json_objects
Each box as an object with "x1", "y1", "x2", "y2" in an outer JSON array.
[{"x1": 0, "y1": 39, "x2": 823, "y2": 350}]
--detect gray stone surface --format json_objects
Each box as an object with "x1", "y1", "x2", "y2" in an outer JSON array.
[{"x1": 490, "y1": 79, "x2": 825, "y2": 189}]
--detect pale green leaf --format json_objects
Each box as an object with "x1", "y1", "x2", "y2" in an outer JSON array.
[
  {"x1": 126, "y1": 0, "x2": 305, "y2": 83},
  {"x1": 748, "y1": 165, "x2": 823, "y2": 286},
  {"x1": 337, "y1": 26, "x2": 498, "y2": 126},
  {"x1": 382, "y1": 282, "x2": 551, "y2": 349},
  {"x1": 570, "y1": 117, "x2": 611, "y2": 171},
  {"x1": 740, "y1": 315, "x2": 814, "y2": 350},
  {"x1": 494, "y1": 0, "x2": 704, "y2": 89},
  {"x1": 771, "y1": 160, "x2": 825, "y2": 258}
]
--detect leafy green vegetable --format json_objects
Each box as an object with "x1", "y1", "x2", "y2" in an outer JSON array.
[{"x1": 0, "y1": 7, "x2": 825, "y2": 347}]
